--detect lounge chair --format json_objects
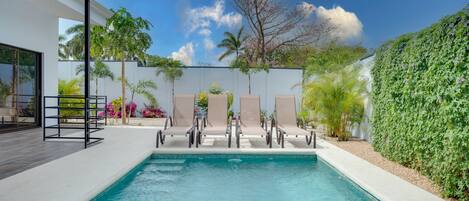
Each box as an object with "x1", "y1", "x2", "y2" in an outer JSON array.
[
  {"x1": 235, "y1": 95, "x2": 271, "y2": 148},
  {"x1": 272, "y1": 96, "x2": 316, "y2": 148},
  {"x1": 196, "y1": 94, "x2": 232, "y2": 148},
  {"x1": 157, "y1": 94, "x2": 197, "y2": 148}
]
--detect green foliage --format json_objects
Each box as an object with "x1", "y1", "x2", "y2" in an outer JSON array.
[
  {"x1": 145, "y1": 54, "x2": 184, "y2": 68},
  {"x1": 208, "y1": 82, "x2": 223, "y2": 94},
  {"x1": 105, "y1": 8, "x2": 152, "y2": 61},
  {"x1": 111, "y1": 97, "x2": 123, "y2": 119},
  {"x1": 76, "y1": 60, "x2": 114, "y2": 80},
  {"x1": 197, "y1": 82, "x2": 234, "y2": 118},
  {"x1": 155, "y1": 62, "x2": 184, "y2": 82},
  {"x1": 270, "y1": 46, "x2": 318, "y2": 67},
  {"x1": 371, "y1": 9, "x2": 468, "y2": 200},
  {"x1": 0, "y1": 80, "x2": 11, "y2": 106},
  {"x1": 58, "y1": 79, "x2": 84, "y2": 117},
  {"x1": 304, "y1": 43, "x2": 366, "y2": 77},
  {"x1": 123, "y1": 78, "x2": 158, "y2": 107},
  {"x1": 304, "y1": 68, "x2": 366, "y2": 140}
]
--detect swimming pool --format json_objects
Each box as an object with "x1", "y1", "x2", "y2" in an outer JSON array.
[{"x1": 92, "y1": 154, "x2": 378, "y2": 201}]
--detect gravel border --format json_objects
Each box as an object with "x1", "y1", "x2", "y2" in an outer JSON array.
[{"x1": 323, "y1": 137, "x2": 453, "y2": 200}]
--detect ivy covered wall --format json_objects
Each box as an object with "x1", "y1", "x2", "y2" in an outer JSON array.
[{"x1": 371, "y1": 9, "x2": 468, "y2": 200}]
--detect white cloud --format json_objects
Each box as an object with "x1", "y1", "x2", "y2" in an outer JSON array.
[
  {"x1": 315, "y1": 5, "x2": 363, "y2": 41},
  {"x1": 297, "y1": 2, "x2": 316, "y2": 16},
  {"x1": 203, "y1": 38, "x2": 215, "y2": 50},
  {"x1": 170, "y1": 43, "x2": 194, "y2": 65},
  {"x1": 185, "y1": 0, "x2": 242, "y2": 35},
  {"x1": 198, "y1": 28, "x2": 212, "y2": 37}
]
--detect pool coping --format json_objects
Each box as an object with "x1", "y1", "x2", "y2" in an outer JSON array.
[{"x1": 0, "y1": 127, "x2": 442, "y2": 201}]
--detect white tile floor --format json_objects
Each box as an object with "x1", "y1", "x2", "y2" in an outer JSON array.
[{"x1": 0, "y1": 127, "x2": 442, "y2": 201}]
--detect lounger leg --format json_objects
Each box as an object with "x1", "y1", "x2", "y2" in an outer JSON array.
[
  {"x1": 161, "y1": 134, "x2": 165, "y2": 145},
  {"x1": 306, "y1": 132, "x2": 313, "y2": 146},
  {"x1": 228, "y1": 133, "x2": 232, "y2": 148},
  {"x1": 236, "y1": 134, "x2": 240, "y2": 148},
  {"x1": 313, "y1": 131, "x2": 316, "y2": 148},
  {"x1": 196, "y1": 131, "x2": 200, "y2": 148},
  {"x1": 268, "y1": 131, "x2": 272, "y2": 148},
  {"x1": 188, "y1": 132, "x2": 192, "y2": 148},
  {"x1": 156, "y1": 130, "x2": 160, "y2": 148},
  {"x1": 276, "y1": 131, "x2": 281, "y2": 145},
  {"x1": 281, "y1": 133, "x2": 285, "y2": 148}
]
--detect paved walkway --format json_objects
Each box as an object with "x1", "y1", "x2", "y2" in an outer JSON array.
[{"x1": 0, "y1": 127, "x2": 443, "y2": 201}]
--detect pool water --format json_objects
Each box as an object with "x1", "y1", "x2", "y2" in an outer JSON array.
[{"x1": 93, "y1": 154, "x2": 377, "y2": 201}]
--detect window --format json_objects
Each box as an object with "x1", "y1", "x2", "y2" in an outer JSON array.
[{"x1": 0, "y1": 44, "x2": 41, "y2": 132}]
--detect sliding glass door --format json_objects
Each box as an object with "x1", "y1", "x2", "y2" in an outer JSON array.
[{"x1": 0, "y1": 44, "x2": 41, "y2": 132}]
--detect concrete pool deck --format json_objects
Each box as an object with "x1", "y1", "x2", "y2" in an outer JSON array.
[{"x1": 0, "y1": 127, "x2": 442, "y2": 201}]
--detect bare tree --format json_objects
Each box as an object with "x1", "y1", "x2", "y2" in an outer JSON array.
[{"x1": 234, "y1": 0, "x2": 332, "y2": 65}]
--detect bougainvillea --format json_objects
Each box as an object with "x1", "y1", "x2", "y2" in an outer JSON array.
[
  {"x1": 141, "y1": 106, "x2": 166, "y2": 118},
  {"x1": 371, "y1": 9, "x2": 468, "y2": 200}
]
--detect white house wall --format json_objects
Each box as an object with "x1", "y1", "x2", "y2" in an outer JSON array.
[
  {"x1": 0, "y1": 1, "x2": 59, "y2": 126},
  {"x1": 58, "y1": 61, "x2": 303, "y2": 115}
]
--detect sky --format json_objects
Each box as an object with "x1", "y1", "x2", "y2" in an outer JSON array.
[{"x1": 59, "y1": 0, "x2": 467, "y2": 66}]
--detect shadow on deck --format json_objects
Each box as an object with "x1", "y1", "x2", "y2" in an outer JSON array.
[{"x1": 0, "y1": 128, "x2": 84, "y2": 180}]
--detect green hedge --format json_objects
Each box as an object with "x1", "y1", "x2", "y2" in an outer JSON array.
[{"x1": 371, "y1": 9, "x2": 468, "y2": 200}]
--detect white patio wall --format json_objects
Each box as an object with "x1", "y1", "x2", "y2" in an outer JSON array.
[{"x1": 58, "y1": 61, "x2": 303, "y2": 115}]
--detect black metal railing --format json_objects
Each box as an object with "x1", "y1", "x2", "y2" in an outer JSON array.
[{"x1": 43, "y1": 95, "x2": 107, "y2": 148}]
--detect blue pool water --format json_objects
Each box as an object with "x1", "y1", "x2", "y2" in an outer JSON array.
[{"x1": 93, "y1": 154, "x2": 377, "y2": 201}]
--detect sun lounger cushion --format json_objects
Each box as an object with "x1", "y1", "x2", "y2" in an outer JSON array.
[
  {"x1": 278, "y1": 126, "x2": 310, "y2": 136},
  {"x1": 173, "y1": 94, "x2": 195, "y2": 127},
  {"x1": 275, "y1": 96, "x2": 297, "y2": 127},
  {"x1": 206, "y1": 94, "x2": 228, "y2": 127},
  {"x1": 240, "y1": 95, "x2": 261, "y2": 127},
  {"x1": 162, "y1": 126, "x2": 193, "y2": 135},
  {"x1": 201, "y1": 126, "x2": 227, "y2": 135},
  {"x1": 240, "y1": 126, "x2": 266, "y2": 136}
]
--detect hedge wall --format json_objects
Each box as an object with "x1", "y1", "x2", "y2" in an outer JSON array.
[{"x1": 371, "y1": 9, "x2": 468, "y2": 200}]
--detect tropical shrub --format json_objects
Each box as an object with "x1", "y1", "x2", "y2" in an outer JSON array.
[
  {"x1": 303, "y1": 68, "x2": 366, "y2": 140},
  {"x1": 0, "y1": 80, "x2": 11, "y2": 106},
  {"x1": 58, "y1": 79, "x2": 84, "y2": 118},
  {"x1": 371, "y1": 9, "x2": 468, "y2": 200},
  {"x1": 106, "y1": 98, "x2": 137, "y2": 118},
  {"x1": 197, "y1": 82, "x2": 234, "y2": 118},
  {"x1": 141, "y1": 106, "x2": 166, "y2": 118}
]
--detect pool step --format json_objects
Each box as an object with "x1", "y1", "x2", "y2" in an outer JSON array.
[
  {"x1": 149, "y1": 159, "x2": 186, "y2": 165},
  {"x1": 153, "y1": 165, "x2": 184, "y2": 172}
]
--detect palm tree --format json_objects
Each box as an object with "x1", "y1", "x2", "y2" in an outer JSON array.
[
  {"x1": 156, "y1": 64, "x2": 183, "y2": 111},
  {"x1": 122, "y1": 79, "x2": 157, "y2": 123},
  {"x1": 75, "y1": 59, "x2": 114, "y2": 96},
  {"x1": 65, "y1": 24, "x2": 85, "y2": 60},
  {"x1": 125, "y1": 80, "x2": 157, "y2": 106},
  {"x1": 146, "y1": 55, "x2": 184, "y2": 111},
  {"x1": 218, "y1": 27, "x2": 247, "y2": 61},
  {"x1": 58, "y1": 35, "x2": 69, "y2": 60},
  {"x1": 105, "y1": 8, "x2": 152, "y2": 124},
  {"x1": 218, "y1": 27, "x2": 260, "y2": 94}
]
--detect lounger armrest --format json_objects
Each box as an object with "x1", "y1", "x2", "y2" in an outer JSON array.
[
  {"x1": 201, "y1": 116, "x2": 207, "y2": 131},
  {"x1": 270, "y1": 117, "x2": 275, "y2": 137},
  {"x1": 193, "y1": 116, "x2": 199, "y2": 131},
  {"x1": 235, "y1": 115, "x2": 240, "y2": 136},
  {"x1": 164, "y1": 116, "x2": 172, "y2": 130}
]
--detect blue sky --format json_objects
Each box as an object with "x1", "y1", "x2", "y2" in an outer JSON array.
[{"x1": 59, "y1": 0, "x2": 467, "y2": 66}]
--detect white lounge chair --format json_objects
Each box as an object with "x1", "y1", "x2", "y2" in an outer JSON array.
[
  {"x1": 196, "y1": 94, "x2": 232, "y2": 148},
  {"x1": 235, "y1": 95, "x2": 271, "y2": 148},
  {"x1": 157, "y1": 94, "x2": 197, "y2": 148},
  {"x1": 272, "y1": 96, "x2": 316, "y2": 148}
]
